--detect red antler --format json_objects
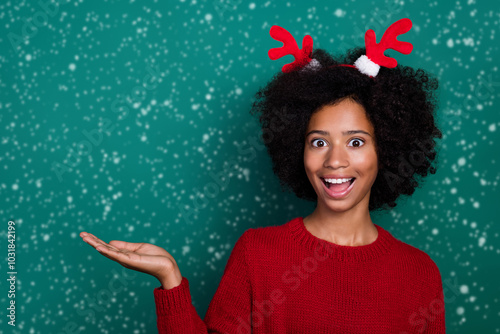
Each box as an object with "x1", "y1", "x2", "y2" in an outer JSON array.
[
  {"x1": 365, "y1": 18, "x2": 413, "y2": 68},
  {"x1": 268, "y1": 25, "x2": 314, "y2": 73}
]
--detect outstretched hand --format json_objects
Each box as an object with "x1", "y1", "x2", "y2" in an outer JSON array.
[{"x1": 80, "y1": 232, "x2": 183, "y2": 290}]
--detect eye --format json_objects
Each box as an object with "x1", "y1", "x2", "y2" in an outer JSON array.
[
  {"x1": 311, "y1": 139, "x2": 327, "y2": 148},
  {"x1": 348, "y1": 138, "x2": 365, "y2": 148}
]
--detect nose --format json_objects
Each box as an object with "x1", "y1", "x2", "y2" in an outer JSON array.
[{"x1": 323, "y1": 144, "x2": 349, "y2": 169}]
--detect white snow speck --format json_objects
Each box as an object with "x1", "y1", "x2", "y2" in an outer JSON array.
[
  {"x1": 478, "y1": 237, "x2": 486, "y2": 247},
  {"x1": 334, "y1": 9, "x2": 345, "y2": 17}
]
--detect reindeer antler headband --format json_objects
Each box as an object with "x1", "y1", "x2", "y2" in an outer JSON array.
[{"x1": 268, "y1": 18, "x2": 414, "y2": 78}]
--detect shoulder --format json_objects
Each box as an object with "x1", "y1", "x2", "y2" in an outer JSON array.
[
  {"x1": 391, "y1": 235, "x2": 443, "y2": 282},
  {"x1": 237, "y1": 217, "x2": 294, "y2": 250},
  {"x1": 389, "y1": 235, "x2": 446, "y2": 311}
]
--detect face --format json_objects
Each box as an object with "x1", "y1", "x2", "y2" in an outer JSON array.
[{"x1": 303, "y1": 98, "x2": 379, "y2": 212}]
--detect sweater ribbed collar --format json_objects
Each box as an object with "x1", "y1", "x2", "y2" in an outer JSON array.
[{"x1": 288, "y1": 216, "x2": 397, "y2": 262}]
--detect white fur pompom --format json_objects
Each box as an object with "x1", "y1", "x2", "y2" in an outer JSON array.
[{"x1": 353, "y1": 55, "x2": 380, "y2": 77}]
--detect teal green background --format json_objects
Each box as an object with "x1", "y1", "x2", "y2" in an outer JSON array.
[{"x1": 1, "y1": 0, "x2": 499, "y2": 333}]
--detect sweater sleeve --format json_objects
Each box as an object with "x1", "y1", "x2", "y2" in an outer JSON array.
[
  {"x1": 153, "y1": 229, "x2": 253, "y2": 334},
  {"x1": 424, "y1": 258, "x2": 446, "y2": 334}
]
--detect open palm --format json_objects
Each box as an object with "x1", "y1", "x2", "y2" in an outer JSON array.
[{"x1": 80, "y1": 232, "x2": 182, "y2": 289}]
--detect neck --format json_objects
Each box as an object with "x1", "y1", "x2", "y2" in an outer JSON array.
[{"x1": 303, "y1": 199, "x2": 377, "y2": 246}]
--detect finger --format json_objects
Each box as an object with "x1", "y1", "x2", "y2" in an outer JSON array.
[
  {"x1": 95, "y1": 246, "x2": 137, "y2": 265},
  {"x1": 82, "y1": 233, "x2": 131, "y2": 252},
  {"x1": 95, "y1": 247, "x2": 128, "y2": 264},
  {"x1": 82, "y1": 232, "x2": 109, "y2": 245},
  {"x1": 82, "y1": 234, "x2": 120, "y2": 251},
  {"x1": 108, "y1": 240, "x2": 145, "y2": 252},
  {"x1": 82, "y1": 233, "x2": 119, "y2": 250},
  {"x1": 81, "y1": 234, "x2": 108, "y2": 248}
]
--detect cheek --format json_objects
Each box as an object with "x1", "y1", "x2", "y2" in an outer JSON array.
[
  {"x1": 303, "y1": 151, "x2": 321, "y2": 181},
  {"x1": 303, "y1": 151, "x2": 312, "y2": 174},
  {"x1": 352, "y1": 150, "x2": 378, "y2": 171},
  {"x1": 304, "y1": 150, "x2": 321, "y2": 168}
]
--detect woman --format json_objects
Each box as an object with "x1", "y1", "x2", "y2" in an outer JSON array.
[{"x1": 81, "y1": 18, "x2": 446, "y2": 333}]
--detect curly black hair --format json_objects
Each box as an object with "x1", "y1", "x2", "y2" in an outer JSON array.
[{"x1": 249, "y1": 47, "x2": 443, "y2": 212}]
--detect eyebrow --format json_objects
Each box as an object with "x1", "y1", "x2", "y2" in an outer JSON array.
[{"x1": 305, "y1": 130, "x2": 372, "y2": 138}]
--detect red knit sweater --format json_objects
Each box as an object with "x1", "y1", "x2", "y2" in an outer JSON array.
[{"x1": 154, "y1": 217, "x2": 446, "y2": 333}]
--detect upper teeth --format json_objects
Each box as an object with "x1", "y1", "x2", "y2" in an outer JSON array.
[{"x1": 324, "y1": 178, "x2": 353, "y2": 184}]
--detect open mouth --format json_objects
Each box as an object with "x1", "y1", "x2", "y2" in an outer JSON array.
[
  {"x1": 319, "y1": 177, "x2": 356, "y2": 198},
  {"x1": 321, "y1": 177, "x2": 356, "y2": 191}
]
